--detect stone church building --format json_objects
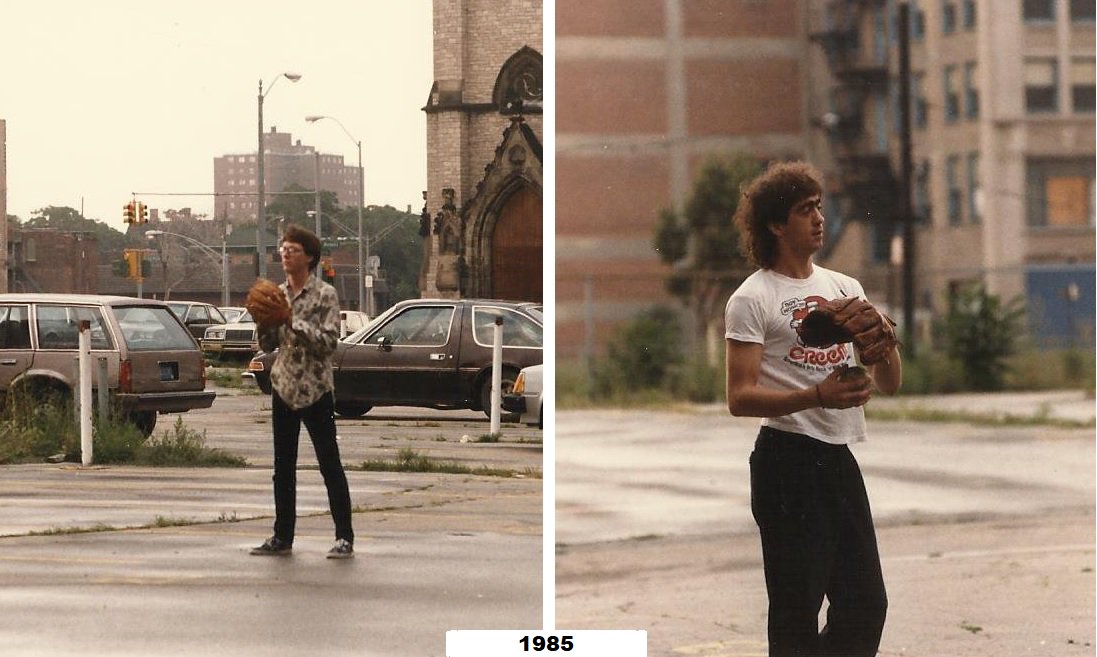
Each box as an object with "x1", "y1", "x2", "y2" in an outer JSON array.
[{"x1": 420, "y1": 0, "x2": 543, "y2": 303}]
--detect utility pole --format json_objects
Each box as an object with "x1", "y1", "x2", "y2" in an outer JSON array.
[{"x1": 898, "y1": 1, "x2": 917, "y2": 357}]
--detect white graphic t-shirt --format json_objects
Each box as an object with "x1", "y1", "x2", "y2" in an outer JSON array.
[{"x1": 724, "y1": 265, "x2": 868, "y2": 444}]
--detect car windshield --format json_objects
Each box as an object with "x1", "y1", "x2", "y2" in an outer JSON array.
[{"x1": 114, "y1": 306, "x2": 197, "y2": 351}]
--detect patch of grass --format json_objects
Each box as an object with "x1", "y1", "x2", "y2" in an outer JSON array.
[
  {"x1": 134, "y1": 418, "x2": 248, "y2": 467},
  {"x1": 865, "y1": 406, "x2": 1094, "y2": 429},
  {"x1": 475, "y1": 433, "x2": 501, "y2": 443},
  {"x1": 26, "y1": 523, "x2": 117, "y2": 536},
  {"x1": 960, "y1": 621, "x2": 983, "y2": 635},
  {"x1": 357, "y1": 448, "x2": 537, "y2": 478},
  {"x1": 205, "y1": 364, "x2": 259, "y2": 390}
]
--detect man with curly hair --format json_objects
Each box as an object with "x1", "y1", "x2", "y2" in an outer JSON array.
[{"x1": 725, "y1": 161, "x2": 901, "y2": 656}]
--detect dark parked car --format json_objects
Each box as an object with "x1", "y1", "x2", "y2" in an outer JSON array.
[
  {"x1": 166, "y1": 301, "x2": 228, "y2": 340},
  {"x1": 247, "y1": 298, "x2": 542, "y2": 418}
]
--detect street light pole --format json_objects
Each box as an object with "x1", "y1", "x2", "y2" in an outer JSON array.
[
  {"x1": 257, "y1": 72, "x2": 301, "y2": 279},
  {"x1": 305, "y1": 114, "x2": 366, "y2": 314}
]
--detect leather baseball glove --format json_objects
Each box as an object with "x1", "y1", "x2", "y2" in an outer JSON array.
[
  {"x1": 797, "y1": 297, "x2": 898, "y2": 365},
  {"x1": 244, "y1": 278, "x2": 291, "y2": 329}
]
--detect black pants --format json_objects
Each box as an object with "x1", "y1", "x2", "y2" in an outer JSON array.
[
  {"x1": 271, "y1": 391, "x2": 354, "y2": 544},
  {"x1": 750, "y1": 426, "x2": 887, "y2": 657}
]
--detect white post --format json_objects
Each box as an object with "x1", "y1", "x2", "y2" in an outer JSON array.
[
  {"x1": 490, "y1": 316, "x2": 503, "y2": 435},
  {"x1": 78, "y1": 320, "x2": 93, "y2": 466}
]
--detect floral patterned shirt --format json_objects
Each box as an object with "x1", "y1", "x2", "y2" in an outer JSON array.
[{"x1": 258, "y1": 274, "x2": 340, "y2": 410}]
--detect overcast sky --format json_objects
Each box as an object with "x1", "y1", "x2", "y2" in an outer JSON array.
[{"x1": 1, "y1": 1, "x2": 433, "y2": 230}]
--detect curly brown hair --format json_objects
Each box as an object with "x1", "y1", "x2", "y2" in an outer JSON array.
[
  {"x1": 282, "y1": 223, "x2": 321, "y2": 272},
  {"x1": 733, "y1": 161, "x2": 823, "y2": 269}
]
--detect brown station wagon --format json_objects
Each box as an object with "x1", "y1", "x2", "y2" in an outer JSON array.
[
  {"x1": 248, "y1": 298, "x2": 542, "y2": 418},
  {"x1": 0, "y1": 294, "x2": 216, "y2": 435}
]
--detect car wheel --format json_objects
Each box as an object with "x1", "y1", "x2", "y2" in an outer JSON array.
[
  {"x1": 479, "y1": 367, "x2": 520, "y2": 420},
  {"x1": 128, "y1": 411, "x2": 157, "y2": 437},
  {"x1": 334, "y1": 403, "x2": 372, "y2": 418}
]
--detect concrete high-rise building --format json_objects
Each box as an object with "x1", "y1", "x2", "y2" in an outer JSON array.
[
  {"x1": 213, "y1": 127, "x2": 362, "y2": 225},
  {"x1": 809, "y1": 0, "x2": 1095, "y2": 346}
]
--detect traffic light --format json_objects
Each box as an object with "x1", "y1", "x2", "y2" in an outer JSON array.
[
  {"x1": 136, "y1": 202, "x2": 149, "y2": 224},
  {"x1": 123, "y1": 249, "x2": 142, "y2": 280},
  {"x1": 123, "y1": 202, "x2": 136, "y2": 223},
  {"x1": 321, "y1": 258, "x2": 336, "y2": 283}
]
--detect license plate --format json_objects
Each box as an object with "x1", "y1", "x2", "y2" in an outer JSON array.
[{"x1": 159, "y1": 362, "x2": 179, "y2": 381}]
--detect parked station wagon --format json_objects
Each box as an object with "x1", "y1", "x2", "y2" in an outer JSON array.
[
  {"x1": 0, "y1": 294, "x2": 216, "y2": 435},
  {"x1": 248, "y1": 298, "x2": 542, "y2": 418}
]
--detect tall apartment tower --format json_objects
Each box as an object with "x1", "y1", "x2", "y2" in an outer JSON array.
[
  {"x1": 421, "y1": 0, "x2": 544, "y2": 302},
  {"x1": 556, "y1": 0, "x2": 815, "y2": 359},
  {"x1": 811, "y1": 0, "x2": 1094, "y2": 345},
  {"x1": 213, "y1": 128, "x2": 362, "y2": 225}
]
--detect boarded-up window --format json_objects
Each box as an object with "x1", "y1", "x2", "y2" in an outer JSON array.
[{"x1": 1046, "y1": 176, "x2": 1090, "y2": 225}]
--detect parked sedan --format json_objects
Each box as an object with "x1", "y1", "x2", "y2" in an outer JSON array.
[
  {"x1": 201, "y1": 311, "x2": 258, "y2": 359},
  {"x1": 166, "y1": 301, "x2": 228, "y2": 340},
  {"x1": 503, "y1": 363, "x2": 543, "y2": 428},
  {"x1": 247, "y1": 298, "x2": 542, "y2": 418}
]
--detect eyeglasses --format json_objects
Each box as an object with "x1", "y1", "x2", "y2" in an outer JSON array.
[{"x1": 279, "y1": 246, "x2": 304, "y2": 255}]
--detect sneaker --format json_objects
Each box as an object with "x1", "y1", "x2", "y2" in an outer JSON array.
[
  {"x1": 250, "y1": 537, "x2": 292, "y2": 556},
  {"x1": 327, "y1": 538, "x2": 354, "y2": 559}
]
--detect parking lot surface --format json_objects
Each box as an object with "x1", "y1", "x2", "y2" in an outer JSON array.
[
  {"x1": 0, "y1": 384, "x2": 543, "y2": 657},
  {"x1": 556, "y1": 394, "x2": 1095, "y2": 657}
]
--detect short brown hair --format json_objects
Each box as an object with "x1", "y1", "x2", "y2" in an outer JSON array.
[
  {"x1": 733, "y1": 161, "x2": 823, "y2": 269},
  {"x1": 282, "y1": 224, "x2": 321, "y2": 272}
]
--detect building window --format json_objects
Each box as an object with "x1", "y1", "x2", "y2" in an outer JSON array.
[
  {"x1": 967, "y1": 152, "x2": 981, "y2": 223},
  {"x1": 1023, "y1": 0, "x2": 1055, "y2": 22},
  {"x1": 914, "y1": 160, "x2": 932, "y2": 223},
  {"x1": 944, "y1": 66, "x2": 960, "y2": 121},
  {"x1": 913, "y1": 73, "x2": 928, "y2": 128},
  {"x1": 947, "y1": 155, "x2": 962, "y2": 224},
  {"x1": 943, "y1": 1, "x2": 957, "y2": 33},
  {"x1": 1027, "y1": 159, "x2": 1096, "y2": 227},
  {"x1": 964, "y1": 62, "x2": 980, "y2": 118},
  {"x1": 1071, "y1": 0, "x2": 1096, "y2": 21},
  {"x1": 911, "y1": 1, "x2": 926, "y2": 39},
  {"x1": 24, "y1": 239, "x2": 36, "y2": 263},
  {"x1": 1071, "y1": 58, "x2": 1096, "y2": 112},
  {"x1": 962, "y1": 0, "x2": 976, "y2": 28},
  {"x1": 1025, "y1": 58, "x2": 1058, "y2": 113}
]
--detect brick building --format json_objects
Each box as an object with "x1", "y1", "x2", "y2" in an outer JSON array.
[
  {"x1": 556, "y1": 0, "x2": 1096, "y2": 359},
  {"x1": 7, "y1": 229, "x2": 98, "y2": 294},
  {"x1": 213, "y1": 128, "x2": 362, "y2": 225},
  {"x1": 420, "y1": 0, "x2": 543, "y2": 302}
]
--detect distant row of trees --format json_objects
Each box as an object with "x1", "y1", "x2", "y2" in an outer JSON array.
[{"x1": 6, "y1": 193, "x2": 425, "y2": 305}]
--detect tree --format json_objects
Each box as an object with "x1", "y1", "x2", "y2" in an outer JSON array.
[
  {"x1": 943, "y1": 283, "x2": 1025, "y2": 391},
  {"x1": 26, "y1": 206, "x2": 128, "y2": 255},
  {"x1": 265, "y1": 184, "x2": 341, "y2": 235},
  {"x1": 653, "y1": 155, "x2": 762, "y2": 360},
  {"x1": 360, "y1": 205, "x2": 423, "y2": 304}
]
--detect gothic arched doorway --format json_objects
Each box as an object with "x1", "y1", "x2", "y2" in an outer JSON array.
[{"x1": 490, "y1": 185, "x2": 542, "y2": 302}]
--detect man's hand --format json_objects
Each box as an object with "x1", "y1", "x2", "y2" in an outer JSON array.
[{"x1": 816, "y1": 366, "x2": 873, "y2": 409}]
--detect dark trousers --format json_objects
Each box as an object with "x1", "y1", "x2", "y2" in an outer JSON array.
[
  {"x1": 750, "y1": 426, "x2": 887, "y2": 657},
  {"x1": 271, "y1": 391, "x2": 354, "y2": 544}
]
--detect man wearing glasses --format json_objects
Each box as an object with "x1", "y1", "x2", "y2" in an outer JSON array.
[{"x1": 250, "y1": 224, "x2": 355, "y2": 559}]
